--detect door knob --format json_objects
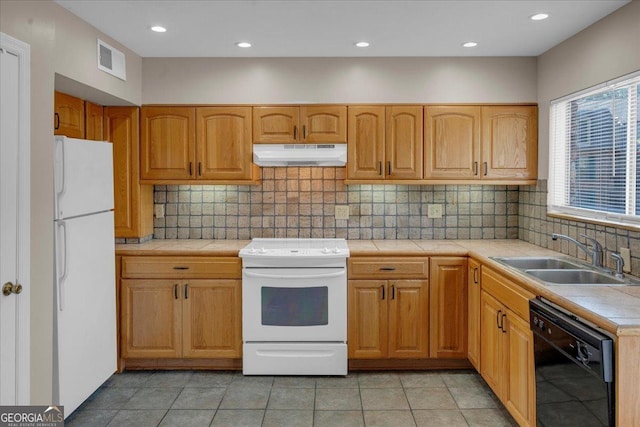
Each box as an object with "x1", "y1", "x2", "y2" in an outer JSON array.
[{"x1": 3, "y1": 282, "x2": 22, "y2": 296}]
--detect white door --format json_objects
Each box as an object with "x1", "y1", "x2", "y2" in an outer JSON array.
[{"x1": 0, "y1": 33, "x2": 30, "y2": 405}]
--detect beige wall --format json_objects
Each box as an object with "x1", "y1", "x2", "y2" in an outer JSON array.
[
  {"x1": 142, "y1": 57, "x2": 537, "y2": 104},
  {"x1": 0, "y1": 0, "x2": 142, "y2": 404},
  {"x1": 537, "y1": 0, "x2": 640, "y2": 177}
]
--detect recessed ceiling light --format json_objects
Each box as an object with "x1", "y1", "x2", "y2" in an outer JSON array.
[
  {"x1": 150, "y1": 26, "x2": 167, "y2": 33},
  {"x1": 236, "y1": 42, "x2": 252, "y2": 48},
  {"x1": 462, "y1": 41, "x2": 478, "y2": 48},
  {"x1": 530, "y1": 13, "x2": 549, "y2": 21},
  {"x1": 355, "y1": 41, "x2": 370, "y2": 48}
]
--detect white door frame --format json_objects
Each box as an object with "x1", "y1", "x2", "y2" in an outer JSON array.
[{"x1": 0, "y1": 32, "x2": 31, "y2": 405}]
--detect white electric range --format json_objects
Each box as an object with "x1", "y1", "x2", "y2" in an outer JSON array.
[{"x1": 239, "y1": 238, "x2": 349, "y2": 375}]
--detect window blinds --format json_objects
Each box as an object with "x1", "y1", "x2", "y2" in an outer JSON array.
[{"x1": 548, "y1": 72, "x2": 640, "y2": 227}]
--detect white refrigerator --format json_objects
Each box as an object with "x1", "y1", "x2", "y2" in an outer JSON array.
[{"x1": 53, "y1": 136, "x2": 117, "y2": 417}]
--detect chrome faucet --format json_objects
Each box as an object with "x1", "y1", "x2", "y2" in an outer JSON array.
[
  {"x1": 551, "y1": 233, "x2": 604, "y2": 268},
  {"x1": 610, "y1": 252, "x2": 625, "y2": 278}
]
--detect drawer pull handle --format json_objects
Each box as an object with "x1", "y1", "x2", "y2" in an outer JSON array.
[
  {"x1": 173, "y1": 266, "x2": 190, "y2": 270},
  {"x1": 380, "y1": 267, "x2": 396, "y2": 271}
]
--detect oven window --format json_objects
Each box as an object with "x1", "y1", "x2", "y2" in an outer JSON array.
[{"x1": 261, "y1": 286, "x2": 328, "y2": 326}]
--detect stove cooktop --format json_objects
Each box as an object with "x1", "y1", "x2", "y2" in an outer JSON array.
[{"x1": 239, "y1": 238, "x2": 349, "y2": 267}]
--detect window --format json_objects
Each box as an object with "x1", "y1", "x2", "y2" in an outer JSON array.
[{"x1": 548, "y1": 72, "x2": 640, "y2": 228}]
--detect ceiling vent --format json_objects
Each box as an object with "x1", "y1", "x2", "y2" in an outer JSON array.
[{"x1": 97, "y1": 39, "x2": 126, "y2": 81}]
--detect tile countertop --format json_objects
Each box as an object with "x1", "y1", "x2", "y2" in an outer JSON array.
[{"x1": 116, "y1": 239, "x2": 640, "y2": 336}]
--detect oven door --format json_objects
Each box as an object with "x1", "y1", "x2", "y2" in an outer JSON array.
[{"x1": 242, "y1": 267, "x2": 346, "y2": 342}]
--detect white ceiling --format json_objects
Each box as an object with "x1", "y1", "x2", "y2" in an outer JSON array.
[{"x1": 54, "y1": 0, "x2": 630, "y2": 58}]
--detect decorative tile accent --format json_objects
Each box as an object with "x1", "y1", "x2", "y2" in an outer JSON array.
[{"x1": 152, "y1": 167, "x2": 519, "y2": 241}]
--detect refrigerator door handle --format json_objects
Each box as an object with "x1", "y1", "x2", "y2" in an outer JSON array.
[
  {"x1": 54, "y1": 138, "x2": 66, "y2": 217},
  {"x1": 56, "y1": 220, "x2": 68, "y2": 311}
]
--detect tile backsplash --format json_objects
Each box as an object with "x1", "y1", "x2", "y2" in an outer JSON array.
[
  {"x1": 519, "y1": 180, "x2": 640, "y2": 274},
  {"x1": 152, "y1": 167, "x2": 520, "y2": 240}
]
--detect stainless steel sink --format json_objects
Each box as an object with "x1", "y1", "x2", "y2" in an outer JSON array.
[
  {"x1": 524, "y1": 269, "x2": 626, "y2": 285},
  {"x1": 492, "y1": 256, "x2": 582, "y2": 270}
]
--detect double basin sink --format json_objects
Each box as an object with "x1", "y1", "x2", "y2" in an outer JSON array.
[{"x1": 491, "y1": 256, "x2": 638, "y2": 286}]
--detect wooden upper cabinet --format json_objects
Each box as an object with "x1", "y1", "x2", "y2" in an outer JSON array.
[
  {"x1": 424, "y1": 106, "x2": 481, "y2": 179},
  {"x1": 347, "y1": 106, "x2": 385, "y2": 180},
  {"x1": 482, "y1": 106, "x2": 537, "y2": 180},
  {"x1": 54, "y1": 91, "x2": 85, "y2": 138},
  {"x1": 141, "y1": 107, "x2": 196, "y2": 180},
  {"x1": 85, "y1": 101, "x2": 104, "y2": 141},
  {"x1": 429, "y1": 257, "x2": 468, "y2": 359},
  {"x1": 388, "y1": 279, "x2": 429, "y2": 358},
  {"x1": 253, "y1": 106, "x2": 299, "y2": 143},
  {"x1": 104, "y1": 107, "x2": 153, "y2": 239},
  {"x1": 300, "y1": 105, "x2": 347, "y2": 143},
  {"x1": 386, "y1": 106, "x2": 423, "y2": 180},
  {"x1": 253, "y1": 105, "x2": 346, "y2": 143},
  {"x1": 197, "y1": 107, "x2": 253, "y2": 180}
]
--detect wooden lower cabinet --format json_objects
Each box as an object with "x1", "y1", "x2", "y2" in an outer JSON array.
[
  {"x1": 480, "y1": 268, "x2": 535, "y2": 426},
  {"x1": 120, "y1": 278, "x2": 241, "y2": 360},
  {"x1": 121, "y1": 280, "x2": 182, "y2": 358},
  {"x1": 467, "y1": 258, "x2": 481, "y2": 370},
  {"x1": 182, "y1": 280, "x2": 242, "y2": 358},
  {"x1": 429, "y1": 257, "x2": 467, "y2": 358},
  {"x1": 348, "y1": 279, "x2": 428, "y2": 359}
]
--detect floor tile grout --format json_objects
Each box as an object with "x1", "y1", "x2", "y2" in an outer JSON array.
[{"x1": 66, "y1": 370, "x2": 517, "y2": 427}]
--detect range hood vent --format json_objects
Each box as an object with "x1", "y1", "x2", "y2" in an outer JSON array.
[{"x1": 253, "y1": 144, "x2": 347, "y2": 167}]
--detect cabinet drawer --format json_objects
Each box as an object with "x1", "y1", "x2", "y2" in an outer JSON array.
[
  {"x1": 481, "y1": 267, "x2": 534, "y2": 320},
  {"x1": 348, "y1": 257, "x2": 429, "y2": 279},
  {"x1": 122, "y1": 256, "x2": 241, "y2": 279}
]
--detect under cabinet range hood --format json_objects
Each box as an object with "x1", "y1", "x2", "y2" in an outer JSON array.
[{"x1": 253, "y1": 144, "x2": 347, "y2": 167}]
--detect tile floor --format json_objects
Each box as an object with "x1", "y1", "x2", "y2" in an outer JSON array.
[{"x1": 65, "y1": 370, "x2": 517, "y2": 427}]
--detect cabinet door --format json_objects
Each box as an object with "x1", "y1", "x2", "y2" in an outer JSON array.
[
  {"x1": 429, "y1": 257, "x2": 468, "y2": 358},
  {"x1": 480, "y1": 291, "x2": 506, "y2": 398},
  {"x1": 347, "y1": 106, "x2": 385, "y2": 180},
  {"x1": 386, "y1": 106, "x2": 423, "y2": 180},
  {"x1": 104, "y1": 107, "x2": 153, "y2": 238},
  {"x1": 141, "y1": 107, "x2": 196, "y2": 180},
  {"x1": 85, "y1": 101, "x2": 104, "y2": 141},
  {"x1": 183, "y1": 280, "x2": 242, "y2": 358},
  {"x1": 467, "y1": 258, "x2": 481, "y2": 370},
  {"x1": 505, "y1": 310, "x2": 535, "y2": 427},
  {"x1": 196, "y1": 107, "x2": 253, "y2": 180},
  {"x1": 253, "y1": 106, "x2": 299, "y2": 143},
  {"x1": 481, "y1": 106, "x2": 537, "y2": 179},
  {"x1": 300, "y1": 105, "x2": 347, "y2": 143},
  {"x1": 348, "y1": 280, "x2": 388, "y2": 359},
  {"x1": 388, "y1": 280, "x2": 429, "y2": 358},
  {"x1": 121, "y1": 280, "x2": 181, "y2": 358},
  {"x1": 54, "y1": 91, "x2": 84, "y2": 138},
  {"x1": 424, "y1": 106, "x2": 481, "y2": 179}
]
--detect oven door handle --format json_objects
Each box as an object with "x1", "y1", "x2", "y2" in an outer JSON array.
[{"x1": 244, "y1": 270, "x2": 345, "y2": 280}]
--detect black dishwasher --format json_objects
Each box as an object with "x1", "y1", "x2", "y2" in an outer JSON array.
[{"x1": 529, "y1": 298, "x2": 614, "y2": 427}]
